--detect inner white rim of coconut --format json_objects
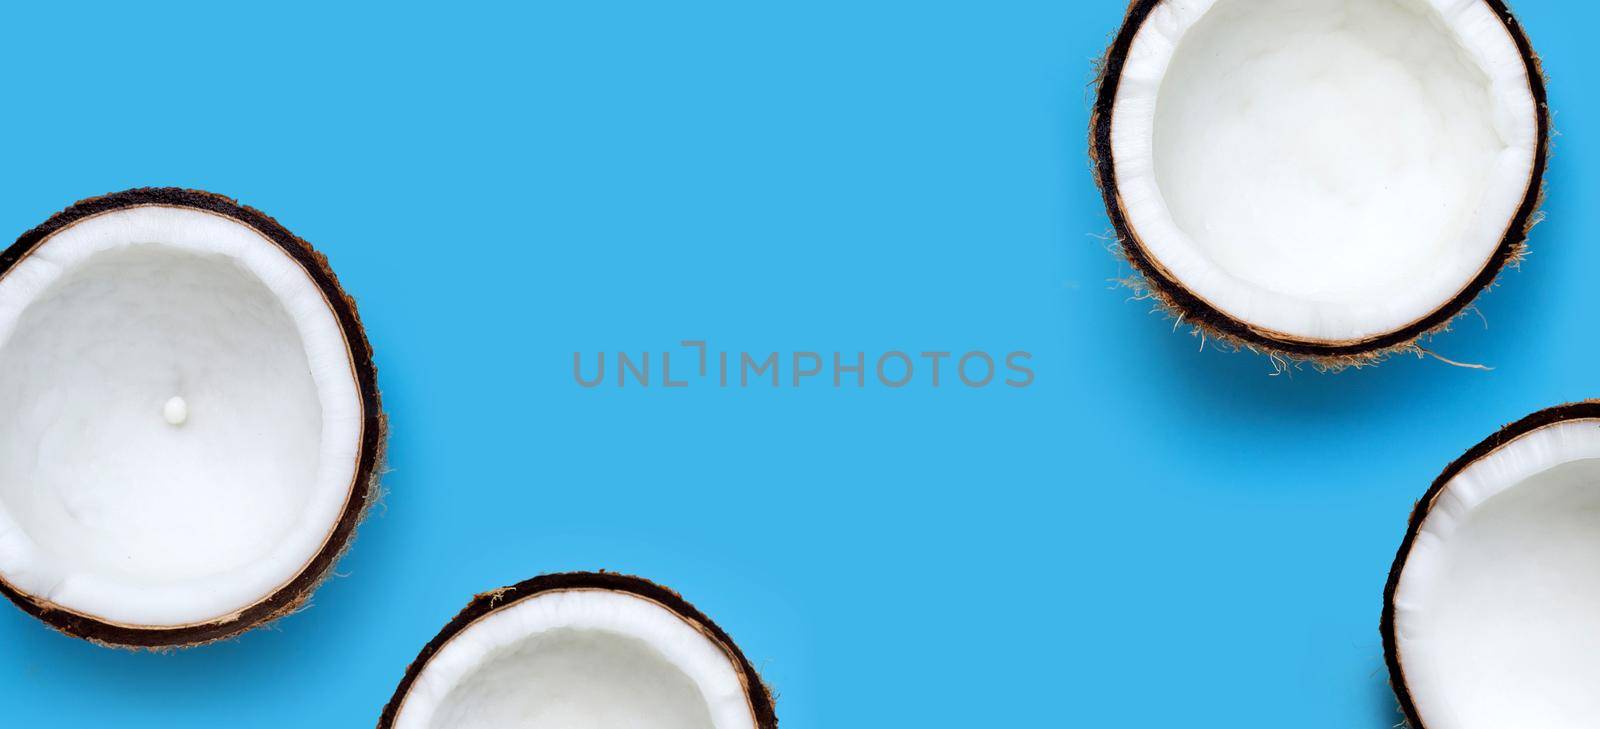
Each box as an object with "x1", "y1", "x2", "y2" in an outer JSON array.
[
  {"x1": 1393, "y1": 419, "x2": 1600, "y2": 729},
  {"x1": 394, "y1": 588, "x2": 758, "y2": 729},
  {"x1": 0, "y1": 205, "x2": 362, "y2": 628},
  {"x1": 1109, "y1": 0, "x2": 1539, "y2": 342}
]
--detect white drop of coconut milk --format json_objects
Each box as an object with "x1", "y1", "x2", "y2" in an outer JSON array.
[{"x1": 163, "y1": 396, "x2": 189, "y2": 426}]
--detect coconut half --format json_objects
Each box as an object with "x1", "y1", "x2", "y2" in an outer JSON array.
[
  {"x1": 379, "y1": 572, "x2": 777, "y2": 729},
  {"x1": 1092, "y1": 0, "x2": 1548, "y2": 366},
  {"x1": 1383, "y1": 403, "x2": 1600, "y2": 728},
  {"x1": 0, "y1": 188, "x2": 384, "y2": 648}
]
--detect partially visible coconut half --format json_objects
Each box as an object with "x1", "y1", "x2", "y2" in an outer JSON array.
[
  {"x1": 379, "y1": 572, "x2": 777, "y2": 729},
  {"x1": 1092, "y1": 0, "x2": 1548, "y2": 367},
  {"x1": 1384, "y1": 403, "x2": 1600, "y2": 728},
  {"x1": 0, "y1": 188, "x2": 384, "y2": 648}
]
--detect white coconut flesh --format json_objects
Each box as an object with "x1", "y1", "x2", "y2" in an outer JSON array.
[
  {"x1": 0, "y1": 205, "x2": 362, "y2": 628},
  {"x1": 393, "y1": 589, "x2": 759, "y2": 729},
  {"x1": 1110, "y1": 0, "x2": 1539, "y2": 342},
  {"x1": 1392, "y1": 420, "x2": 1600, "y2": 729}
]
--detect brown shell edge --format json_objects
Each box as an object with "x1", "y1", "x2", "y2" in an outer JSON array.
[
  {"x1": 1089, "y1": 0, "x2": 1551, "y2": 372},
  {"x1": 0, "y1": 187, "x2": 387, "y2": 649},
  {"x1": 376, "y1": 571, "x2": 779, "y2": 729}
]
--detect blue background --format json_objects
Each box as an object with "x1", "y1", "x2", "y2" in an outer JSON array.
[{"x1": 0, "y1": 1, "x2": 1588, "y2": 726}]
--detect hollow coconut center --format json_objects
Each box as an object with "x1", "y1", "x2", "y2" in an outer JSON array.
[
  {"x1": 0, "y1": 206, "x2": 361, "y2": 628},
  {"x1": 394, "y1": 590, "x2": 758, "y2": 729},
  {"x1": 433, "y1": 629, "x2": 714, "y2": 729},
  {"x1": 1393, "y1": 422, "x2": 1600, "y2": 729},
  {"x1": 1111, "y1": 0, "x2": 1539, "y2": 341}
]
